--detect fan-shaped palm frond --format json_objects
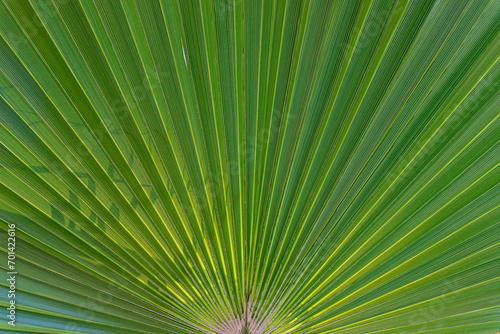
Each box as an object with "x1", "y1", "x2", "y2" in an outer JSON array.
[{"x1": 0, "y1": 0, "x2": 499, "y2": 333}]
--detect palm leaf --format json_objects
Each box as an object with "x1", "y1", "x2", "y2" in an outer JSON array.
[{"x1": 0, "y1": 0, "x2": 499, "y2": 333}]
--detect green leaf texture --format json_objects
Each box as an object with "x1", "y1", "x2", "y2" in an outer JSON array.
[{"x1": 0, "y1": 0, "x2": 499, "y2": 333}]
